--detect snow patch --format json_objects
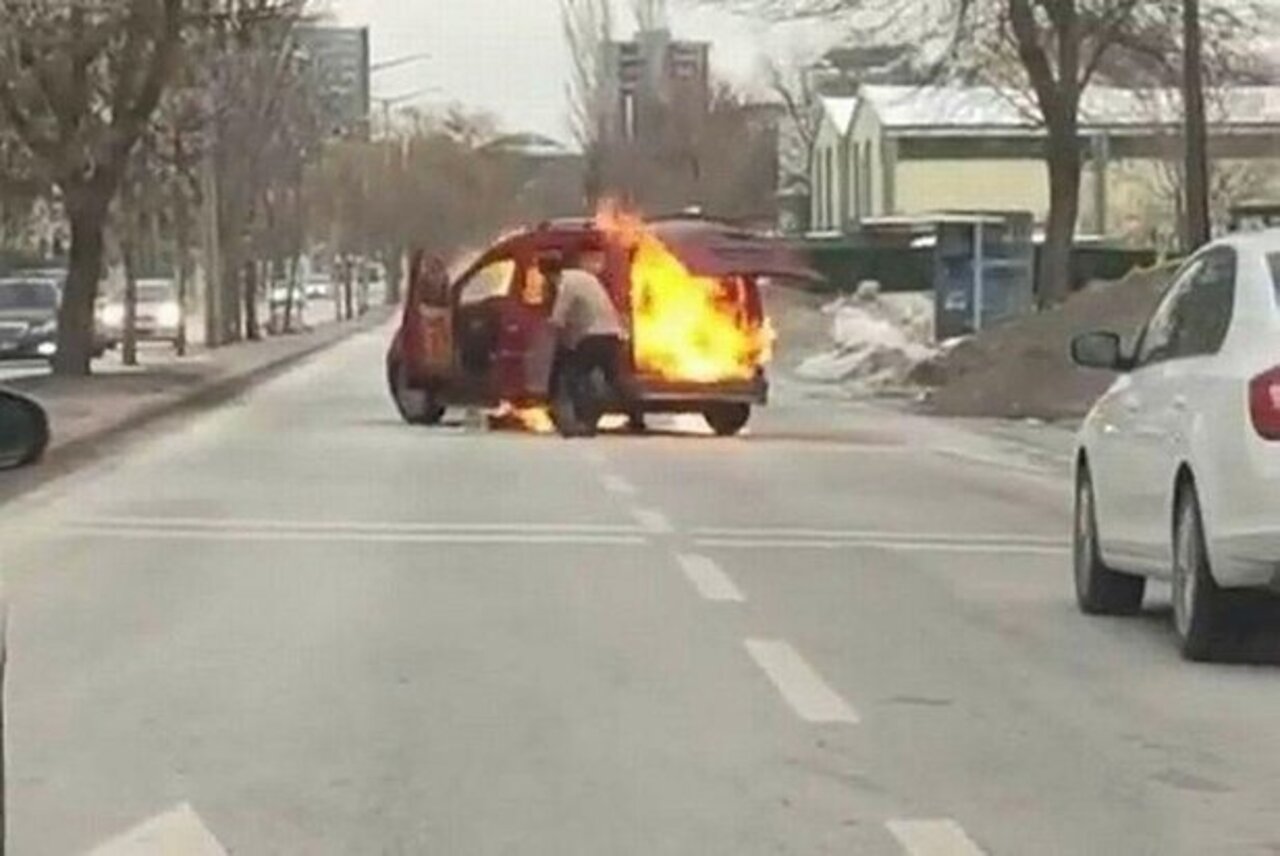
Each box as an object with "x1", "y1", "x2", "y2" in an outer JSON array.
[{"x1": 795, "y1": 286, "x2": 938, "y2": 392}]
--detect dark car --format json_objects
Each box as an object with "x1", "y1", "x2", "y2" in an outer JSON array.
[
  {"x1": 0, "y1": 279, "x2": 61, "y2": 361},
  {"x1": 387, "y1": 214, "x2": 815, "y2": 436}
]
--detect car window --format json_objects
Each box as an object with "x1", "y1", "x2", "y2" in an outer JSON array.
[
  {"x1": 519, "y1": 264, "x2": 550, "y2": 308},
  {"x1": 1175, "y1": 248, "x2": 1236, "y2": 358},
  {"x1": 0, "y1": 281, "x2": 59, "y2": 310},
  {"x1": 457, "y1": 258, "x2": 515, "y2": 306},
  {"x1": 1136, "y1": 259, "x2": 1201, "y2": 367}
]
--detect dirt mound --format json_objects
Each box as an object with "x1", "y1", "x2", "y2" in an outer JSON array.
[{"x1": 912, "y1": 265, "x2": 1174, "y2": 420}]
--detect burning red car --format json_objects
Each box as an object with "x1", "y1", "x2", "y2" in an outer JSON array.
[{"x1": 387, "y1": 210, "x2": 815, "y2": 436}]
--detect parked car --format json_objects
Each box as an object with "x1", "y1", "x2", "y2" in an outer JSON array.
[
  {"x1": 97, "y1": 278, "x2": 185, "y2": 351},
  {"x1": 386, "y1": 215, "x2": 815, "y2": 436},
  {"x1": 0, "y1": 387, "x2": 49, "y2": 468},
  {"x1": 0, "y1": 278, "x2": 61, "y2": 360},
  {"x1": 303, "y1": 275, "x2": 332, "y2": 301},
  {"x1": 270, "y1": 282, "x2": 307, "y2": 312},
  {"x1": 1071, "y1": 229, "x2": 1280, "y2": 660}
]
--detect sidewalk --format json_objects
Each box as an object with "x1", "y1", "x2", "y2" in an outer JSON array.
[{"x1": 8, "y1": 307, "x2": 393, "y2": 458}]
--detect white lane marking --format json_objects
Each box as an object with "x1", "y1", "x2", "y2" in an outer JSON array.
[
  {"x1": 631, "y1": 507, "x2": 673, "y2": 534},
  {"x1": 697, "y1": 538, "x2": 1067, "y2": 556},
  {"x1": 601, "y1": 474, "x2": 638, "y2": 496},
  {"x1": 676, "y1": 553, "x2": 745, "y2": 602},
  {"x1": 88, "y1": 803, "x2": 227, "y2": 856},
  {"x1": 743, "y1": 638, "x2": 859, "y2": 724},
  {"x1": 694, "y1": 527, "x2": 1062, "y2": 545},
  {"x1": 53, "y1": 517, "x2": 645, "y2": 535},
  {"x1": 887, "y1": 819, "x2": 986, "y2": 856},
  {"x1": 49, "y1": 527, "x2": 648, "y2": 547}
]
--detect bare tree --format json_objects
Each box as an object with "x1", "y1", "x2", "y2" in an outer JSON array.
[
  {"x1": 560, "y1": 0, "x2": 614, "y2": 204},
  {"x1": 766, "y1": 58, "x2": 821, "y2": 199},
  {"x1": 0, "y1": 0, "x2": 185, "y2": 374},
  {"x1": 700, "y1": 0, "x2": 1255, "y2": 305}
]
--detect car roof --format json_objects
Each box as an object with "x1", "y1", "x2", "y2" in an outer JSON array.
[{"x1": 1211, "y1": 228, "x2": 1280, "y2": 255}]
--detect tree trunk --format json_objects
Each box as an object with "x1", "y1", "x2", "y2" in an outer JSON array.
[
  {"x1": 1040, "y1": 129, "x2": 1083, "y2": 307},
  {"x1": 282, "y1": 257, "x2": 295, "y2": 333},
  {"x1": 121, "y1": 239, "x2": 139, "y2": 367},
  {"x1": 174, "y1": 206, "x2": 192, "y2": 357},
  {"x1": 53, "y1": 191, "x2": 111, "y2": 376},
  {"x1": 383, "y1": 247, "x2": 403, "y2": 306},
  {"x1": 243, "y1": 259, "x2": 260, "y2": 341},
  {"x1": 1183, "y1": 0, "x2": 1211, "y2": 251},
  {"x1": 342, "y1": 257, "x2": 354, "y2": 321}
]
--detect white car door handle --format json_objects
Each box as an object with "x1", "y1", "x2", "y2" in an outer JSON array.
[{"x1": 1172, "y1": 395, "x2": 1189, "y2": 411}]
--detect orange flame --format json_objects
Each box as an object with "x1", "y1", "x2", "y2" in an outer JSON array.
[
  {"x1": 595, "y1": 201, "x2": 773, "y2": 383},
  {"x1": 492, "y1": 403, "x2": 555, "y2": 434}
]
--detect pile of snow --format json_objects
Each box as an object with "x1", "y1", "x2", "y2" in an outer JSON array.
[{"x1": 795, "y1": 282, "x2": 938, "y2": 392}]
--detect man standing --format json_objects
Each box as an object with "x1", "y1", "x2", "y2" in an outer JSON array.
[{"x1": 544, "y1": 250, "x2": 629, "y2": 436}]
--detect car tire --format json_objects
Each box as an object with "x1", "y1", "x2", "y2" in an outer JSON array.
[
  {"x1": 703, "y1": 403, "x2": 751, "y2": 437},
  {"x1": 388, "y1": 359, "x2": 444, "y2": 426},
  {"x1": 1173, "y1": 483, "x2": 1232, "y2": 662},
  {"x1": 1074, "y1": 464, "x2": 1145, "y2": 616}
]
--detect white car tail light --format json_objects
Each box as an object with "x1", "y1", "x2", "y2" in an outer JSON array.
[{"x1": 1250, "y1": 366, "x2": 1280, "y2": 440}]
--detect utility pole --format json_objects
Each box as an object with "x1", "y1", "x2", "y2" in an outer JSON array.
[{"x1": 1183, "y1": 0, "x2": 1212, "y2": 251}]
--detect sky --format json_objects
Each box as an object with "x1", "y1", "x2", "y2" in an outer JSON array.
[{"x1": 330, "y1": 0, "x2": 835, "y2": 145}]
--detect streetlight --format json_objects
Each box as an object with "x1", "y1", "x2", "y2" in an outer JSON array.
[{"x1": 371, "y1": 52, "x2": 432, "y2": 74}]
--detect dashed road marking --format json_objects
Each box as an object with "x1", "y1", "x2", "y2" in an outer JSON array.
[
  {"x1": 676, "y1": 553, "x2": 744, "y2": 602},
  {"x1": 88, "y1": 803, "x2": 227, "y2": 856},
  {"x1": 743, "y1": 638, "x2": 859, "y2": 724},
  {"x1": 631, "y1": 507, "x2": 674, "y2": 534},
  {"x1": 601, "y1": 474, "x2": 638, "y2": 496},
  {"x1": 887, "y1": 819, "x2": 986, "y2": 856}
]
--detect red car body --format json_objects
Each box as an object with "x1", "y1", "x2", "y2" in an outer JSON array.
[{"x1": 386, "y1": 215, "x2": 814, "y2": 434}]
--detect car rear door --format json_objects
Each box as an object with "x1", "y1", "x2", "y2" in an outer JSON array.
[{"x1": 494, "y1": 249, "x2": 558, "y2": 402}]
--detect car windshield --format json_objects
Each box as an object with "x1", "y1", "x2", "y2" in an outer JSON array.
[{"x1": 0, "y1": 281, "x2": 58, "y2": 310}]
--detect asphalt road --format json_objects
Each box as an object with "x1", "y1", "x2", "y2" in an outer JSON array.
[{"x1": 4, "y1": 324, "x2": 1280, "y2": 855}]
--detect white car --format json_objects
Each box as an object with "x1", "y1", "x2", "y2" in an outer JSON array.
[
  {"x1": 1072, "y1": 229, "x2": 1280, "y2": 660},
  {"x1": 303, "y1": 276, "x2": 332, "y2": 301}
]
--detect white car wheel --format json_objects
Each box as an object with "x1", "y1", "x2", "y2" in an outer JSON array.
[
  {"x1": 1172, "y1": 485, "x2": 1232, "y2": 661},
  {"x1": 1073, "y1": 465, "x2": 1144, "y2": 615}
]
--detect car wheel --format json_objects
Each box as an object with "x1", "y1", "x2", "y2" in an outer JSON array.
[
  {"x1": 1173, "y1": 483, "x2": 1231, "y2": 662},
  {"x1": 1074, "y1": 464, "x2": 1145, "y2": 616},
  {"x1": 388, "y1": 360, "x2": 444, "y2": 426},
  {"x1": 703, "y1": 403, "x2": 751, "y2": 437}
]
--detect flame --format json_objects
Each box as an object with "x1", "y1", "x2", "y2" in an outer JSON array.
[
  {"x1": 492, "y1": 402, "x2": 554, "y2": 434},
  {"x1": 595, "y1": 201, "x2": 773, "y2": 383}
]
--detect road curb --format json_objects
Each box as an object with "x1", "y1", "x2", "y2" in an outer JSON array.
[{"x1": 0, "y1": 308, "x2": 392, "y2": 504}]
